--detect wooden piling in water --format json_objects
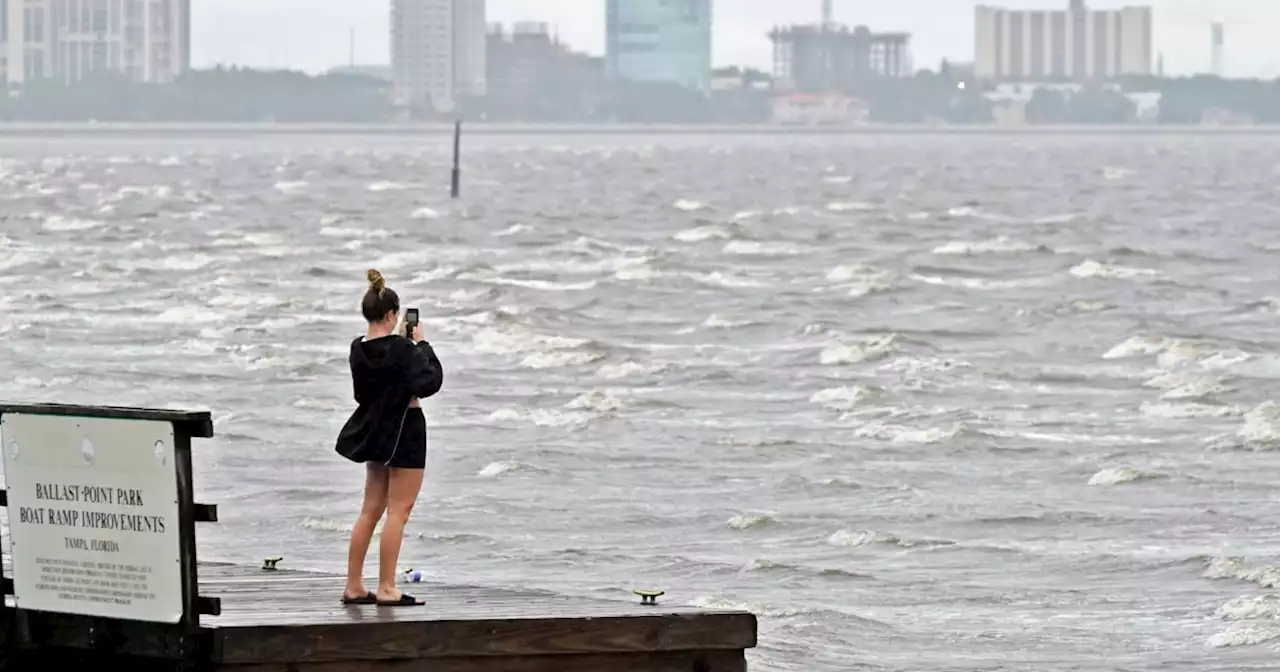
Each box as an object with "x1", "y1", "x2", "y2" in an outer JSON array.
[
  {"x1": 0, "y1": 403, "x2": 757, "y2": 671},
  {"x1": 450, "y1": 119, "x2": 462, "y2": 199}
]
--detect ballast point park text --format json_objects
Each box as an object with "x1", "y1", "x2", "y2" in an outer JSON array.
[{"x1": 21, "y1": 483, "x2": 168, "y2": 554}]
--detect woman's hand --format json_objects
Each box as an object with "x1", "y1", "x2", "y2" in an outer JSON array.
[{"x1": 411, "y1": 322, "x2": 425, "y2": 343}]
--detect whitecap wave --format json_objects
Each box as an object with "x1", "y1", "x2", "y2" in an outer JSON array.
[
  {"x1": 44, "y1": 215, "x2": 103, "y2": 231},
  {"x1": 932, "y1": 236, "x2": 1041, "y2": 255},
  {"x1": 727, "y1": 513, "x2": 776, "y2": 530},
  {"x1": 673, "y1": 224, "x2": 730, "y2": 242},
  {"x1": 477, "y1": 460, "x2": 530, "y2": 478},
  {"x1": 494, "y1": 223, "x2": 534, "y2": 236},
  {"x1": 521, "y1": 350, "x2": 605, "y2": 369},
  {"x1": 1204, "y1": 556, "x2": 1280, "y2": 588},
  {"x1": 826, "y1": 263, "x2": 896, "y2": 296},
  {"x1": 488, "y1": 407, "x2": 593, "y2": 428},
  {"x1": 689, "y1": 595, "x2": 806, "y2": 619},
  {"x1": 1087, "y1": 467, "x2": 1163, "y2": 486},
  {"x1": 1139, "y1": 401, "x2": 1241, "y2": 419},
  {"x1": 1206, "y1": 622, "x2": 1280, "y2": 648},
  {"x1": 1104, "y1": 334, "x2": 1173, "y2": 359},
  {"x1": 596, "y1": 360, "x2": 669, "y2": 380},
  {"x1": 820, "y1": 335, "x2": 898, "y2": 365},
  {"x1": 565, "y1": 390, "x2": 628, "y2": 413},
  {"x1": 273, "y1": 180, "x2": 308, "y2": 192},
  {"x1": 1070, "y1": 259, "x2": 1162, "y2": 280},
  {"x1": 853, "y1": 421, "x2": 966, "y2": 445},
  {"x1": 1238, "y1": 402, "x2": 1280, "y2": 448},
  {"x1": 1216, "y1": 594, "x2": 1280, "y2": 621},
  {"x1": 827, "y1": 529, "x2": 949, "y2": 548},
  {"x1": 827, "y1": 201, "x2": 872, "y2": 212},
  {"x1": 723, "y1": 240, "x2": 803, "y2": 256},
  {"x1": 809, "y1": 385, "x2": 881, "y2": 411}
]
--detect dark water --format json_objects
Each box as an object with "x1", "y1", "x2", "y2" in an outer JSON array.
[{"x1": 2, "y1": 132, "x2": 1280, "y2": 670}]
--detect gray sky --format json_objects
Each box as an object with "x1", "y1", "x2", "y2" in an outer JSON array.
[{"x1": 193, "y1": 0, "x2": 1280, "y2": 78}]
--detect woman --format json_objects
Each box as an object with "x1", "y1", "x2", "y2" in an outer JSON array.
[{"x1": 335, "y1": 269, "x2": 444, "y2": 607}]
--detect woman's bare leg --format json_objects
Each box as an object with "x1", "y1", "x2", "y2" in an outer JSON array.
[
  {"x1": 376, "y1": 467, "x2": 425, "y2": 600},
  {"x1": 344, "y1": 463, "x2": 389, "y2": 599}
]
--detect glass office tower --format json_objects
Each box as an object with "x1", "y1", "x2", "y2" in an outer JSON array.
[{"x1": 605, "y1": 0, "x2": 712, "y2": 92}]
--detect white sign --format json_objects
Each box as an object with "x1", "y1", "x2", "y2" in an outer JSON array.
[{"x1": 2, "y1": 413, "x2": 183, "y2": 623}]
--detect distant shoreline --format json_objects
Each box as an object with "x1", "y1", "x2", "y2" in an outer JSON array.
[{"x1": 0, "y1": 122, "x2": 1274, "y2": 137}]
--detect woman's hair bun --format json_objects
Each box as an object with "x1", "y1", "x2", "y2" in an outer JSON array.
[{"x1": 366, "y1": 269, "x2": 386, "y2": 295}]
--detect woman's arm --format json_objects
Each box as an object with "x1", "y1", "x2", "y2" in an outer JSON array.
[{"x1": 407, "y1": 340, "x2": 444, "y2": 399}]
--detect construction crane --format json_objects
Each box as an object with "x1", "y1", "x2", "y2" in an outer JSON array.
[
  {"x1": 820, "y1": 0, "x2": 837, "y2": 92},
  {"x1": 819, "y1": 0, "x2": 835, "y2": 93}
]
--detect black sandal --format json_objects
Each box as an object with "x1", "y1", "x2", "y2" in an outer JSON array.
[
  {"x1": 376, "y1": 593, "x2": 424, "y2": 607},
  {"x1": 341, "y1": 591, "x2": 377, "y2": 605}
]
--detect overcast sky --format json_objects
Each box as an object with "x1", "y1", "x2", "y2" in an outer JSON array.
[{"x1": 192, "y1": 0, "x2": 1280, "y2": 78}]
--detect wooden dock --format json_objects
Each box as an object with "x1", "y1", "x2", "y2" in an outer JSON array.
[
  {"x1": 5, "y1": 559, "x2": 756, "y2": 670},
  {"x1": 0, "y1": 404, "x2": 757, "y2": 671}
]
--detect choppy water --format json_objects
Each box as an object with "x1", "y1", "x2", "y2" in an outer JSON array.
[{"x1": 3, "y1": 132, "x2": 1280, "y2": 670}]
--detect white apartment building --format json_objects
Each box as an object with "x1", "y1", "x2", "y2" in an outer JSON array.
[
  {"x1": 391, "y1": 0, "x2": 485, "y2": 113},
  {"x1": 975, "y1": 0, "x2": 1152, "y2": 81},
  {"x1": 1, "y1": 0, "x2": 190, "y2": 84}
]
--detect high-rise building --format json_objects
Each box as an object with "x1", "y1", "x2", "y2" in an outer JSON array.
[
  {"x1": 974, "y1": 1, "x2": 1152, "y2": 81},
  {"x1": 391, "y1": 0, "x2": 485, "y2": 113},
  {"x1": 769, "y1": 24, "x2": 912, "y2": 92},
  {"x1": 1, "y1": 0, "x2": 191, "y2": 84},
  {"x1": 486, "y1": 22, "x2": 606, "y2": 121},
  {"x1": 605, "y1": 0, "x2": 711, "y2": 92}
]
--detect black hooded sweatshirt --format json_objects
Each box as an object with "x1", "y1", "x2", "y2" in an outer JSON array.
[{"x1": 334, "y1": 335, "x2": 444, "y2": 464}]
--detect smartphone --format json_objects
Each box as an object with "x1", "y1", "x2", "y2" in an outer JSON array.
[{"x1": 405, "y1": 309, "x2": 419, "y2": 338}]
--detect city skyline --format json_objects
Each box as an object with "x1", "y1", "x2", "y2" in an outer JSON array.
[{"x1": 192, "y1": 0, "x2": 1280, "y2": 79}]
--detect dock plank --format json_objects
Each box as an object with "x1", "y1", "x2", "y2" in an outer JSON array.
[
  {"x1": 215, "y1": 613, "x2": 755, "y2": 663},
  {"x1": 222, "y1": 649, "x2": 746, "y2": 672}
]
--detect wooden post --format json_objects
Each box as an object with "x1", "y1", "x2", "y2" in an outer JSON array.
[
  {"x1": 1, "y1": 486, "x2": 9, "y2": 596},
  {"x1": 1, "y1": 485, "x2": 10, "y2": 657},
  {"x1": 450, "y1": 119, "x2": 462, "y2": 199},
  {"x1": 173, "y1": 429, "x2": 204, "y2": 667}
]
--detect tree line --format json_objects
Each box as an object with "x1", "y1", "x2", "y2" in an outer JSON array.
[{"x1": 1, "y1": 66, "x2": 1279, "y2": 124}]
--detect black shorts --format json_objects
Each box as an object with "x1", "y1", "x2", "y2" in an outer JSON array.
[{"x1": 387, "y1": 408, "x2": 427, "y2": 470}]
